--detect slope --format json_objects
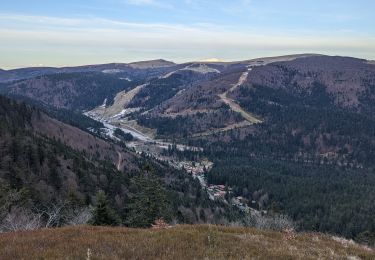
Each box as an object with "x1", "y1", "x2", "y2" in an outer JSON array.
[
  {"x1": 0, "y1": 95, "x2": 240, "y2": 229},
  {"x1": 0, "y1": 59, "x2": 177, "y2": 83},
  {"x1": 0, "y1": 225, "x2": 373, "y2": 259},
  {"x1": 218, "y1": 70, "x2": 262, "y2": 124},
  {"x1": 0, "y1": 72, "x2": 137, "y2": 110}
]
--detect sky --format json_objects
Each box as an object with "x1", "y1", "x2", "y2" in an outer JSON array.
[{"x1": 0, "y1": 0, "x2": 374, "y2": 69}]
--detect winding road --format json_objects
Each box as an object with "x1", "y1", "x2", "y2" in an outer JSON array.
[{"x1": 218, "y1": 69, "x2": 262, "y2": 124}]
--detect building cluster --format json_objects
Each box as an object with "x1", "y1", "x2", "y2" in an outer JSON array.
[
  {"x1": 206, "y1": 184, "x2": 227, "y2": 200},
  {"x1": 231, "y1": 196, "x2": 251, "y2": 213}
]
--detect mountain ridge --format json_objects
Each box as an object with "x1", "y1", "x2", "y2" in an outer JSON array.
[{"x1": 0, "y1": 53, "x2": 348, "y2": 71}]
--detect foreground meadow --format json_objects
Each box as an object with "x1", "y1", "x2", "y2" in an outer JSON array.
[{"x1": 0, "y1": 225, "x2": 374, "y2": 259}]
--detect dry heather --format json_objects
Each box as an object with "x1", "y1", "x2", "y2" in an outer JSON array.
[{"x1": 0, "y1": 225, "x2": 374, "y2": 259}]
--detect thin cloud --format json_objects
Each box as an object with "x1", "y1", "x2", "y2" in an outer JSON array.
[
  {"x1": 125, "y1": 0, "x2": 174, "y2": 9},
  {"x1": 127, "y1": 0, "x2": 155, "y2": 4},
  {"x1": 0, "y1": 13, "x2": 196, "y2": 31},
  {"x1": 1, "y1": 13, "x2": 374, "y2": 68},
  {"x1": 220, "y1": 0, "x2": 253, "y2": 14},
  {"x1": 1, "y1": 14, "x2": 373, "y2": 50}
]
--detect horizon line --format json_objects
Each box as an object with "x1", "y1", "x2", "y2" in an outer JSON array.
[{"x1": 1, "y1": 53, "x2": 373, "y2": 71}]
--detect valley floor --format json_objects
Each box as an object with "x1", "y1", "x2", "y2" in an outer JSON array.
[{"x1": 0, "y1": 225, "x2": 373, "y2": 259}]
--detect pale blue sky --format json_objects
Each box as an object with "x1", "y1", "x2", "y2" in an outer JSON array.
[{"x1": 1, "y1": 0, "x2": 374, "y2": 69}]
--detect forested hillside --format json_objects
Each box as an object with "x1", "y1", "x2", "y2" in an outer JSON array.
[
  {"x1": 0, "y1": 73, "x2": 138, "y2": 110},
  {"x1": 176, "y1": 57, "x2": 375, "y2": 244},
  {"x1": 0, "y1": 96, "x2": 239, "y2": 232}
]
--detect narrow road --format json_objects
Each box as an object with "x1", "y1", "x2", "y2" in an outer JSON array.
[
  {"x1": 192, "y1": 120, "x2": 252, "y2": 138},
  {"x1": 116, "y1": 151, "x2": 122, "y2": 171},
  {"x1": 218, "y1": 69, "x2": 262, "y2": 124}
]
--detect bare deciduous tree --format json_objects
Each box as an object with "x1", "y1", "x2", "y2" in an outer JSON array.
[
  {"x1": 36, "y1": 202, "x2": 65, "y2": 228},
  {"x1": 0, "y1": 207, "x2": 42, "y2": 232},
  {"x1": 66, "y1": 207, "x2": 93, "y2": 226},
  {"x1": 244, "y1": 212, "x2": 295, "y2": 231}
]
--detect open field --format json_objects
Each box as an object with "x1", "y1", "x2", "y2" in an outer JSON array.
[{"x1": 0, "y1": 225, "x2": 373, "y2": 259}]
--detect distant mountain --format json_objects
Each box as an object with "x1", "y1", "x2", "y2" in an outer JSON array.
[
  {"x1": 2, "y1": 54, "x2": 374, "y2": 143},
  {"x1": 134, "y1": 55, "x2": 375, "y2": 137},
  {"x1": 0, "y1": 55, "x2": 314, "y2": 83},
  {"x1": 237, "y1": 56, "x2": 375, "y2": 111},
  {"x1": 127, "y1": 59, "x2": 176, "y2": 69},
  {"x1": 0, "y1": 72, "x2": 137, "y2": 110},
  {"x1": 0, "y1": 59, "x2": 177, "y2": 83}
]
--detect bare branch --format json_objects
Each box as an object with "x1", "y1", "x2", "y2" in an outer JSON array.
[{"x1": 0, "y1": 207, "x2": 42, "y2": 232}]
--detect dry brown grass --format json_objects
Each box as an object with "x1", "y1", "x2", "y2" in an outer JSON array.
[{"x1": 0, "y1": 225, "x2": 373, "y2": 260}]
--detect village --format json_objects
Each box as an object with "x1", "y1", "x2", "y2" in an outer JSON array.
[
  {"x1": 85, "y1": 110, "x2": 254, "y2": 214},
  {"x1": 127, "y1": 137, "x2": 254, "y2": 213},
  {"x1": 128, "y1": 137, "x2": 254, "y2": 213},
  {"x1": 178, "y1": 160, "x2": 253, "y2": 213}
]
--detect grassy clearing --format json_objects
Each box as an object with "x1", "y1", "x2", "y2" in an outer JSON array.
[{"x1": 0, "y1": 225, "x2": 373, "y2": 259}]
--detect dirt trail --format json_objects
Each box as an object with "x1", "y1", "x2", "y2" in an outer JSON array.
[
  {"x1": 218, "y1": 69, "x2": 262, "y2": 124},
  {"x1": 117, "y1": 151, "x2": 123, "y2": 171},
  {"x1": 192, "y1": 120, "x2": 252, "y2": 138}
]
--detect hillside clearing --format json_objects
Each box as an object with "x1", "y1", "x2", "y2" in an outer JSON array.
[
  {"x1": 89, "y1": 83, "x2": 146, "y2": 119},
  {"x1": 218, "y1": 71, "x2": 262, "y2": 124}
]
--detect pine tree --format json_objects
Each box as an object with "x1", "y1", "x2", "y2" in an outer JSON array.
[
  {"x1": 126, "y1": 171, "x2": 169, "y2": 228},
  {"x1": 91, "y1": 191, "x2": 119, "y2": 226}
]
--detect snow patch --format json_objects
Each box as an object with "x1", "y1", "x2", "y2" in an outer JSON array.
[
  {"x1": 160, "y1": 64, "x2": 220, "y2": 79},
  {"x1": 100, "y1": 98, "x2": 107, "y2": 108},
  {"x1": 111, "y1": 108, "x2": 141, "y2": 119},
  {"x1": 160, "y1": 71, "x2": 176, "y2": 79},
  {"x1": 181, "y1": 64, "x2": 220, "y2": 74},
  {"x1": 102, "y1": 69, "x2": 124, "y2": 74}
]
